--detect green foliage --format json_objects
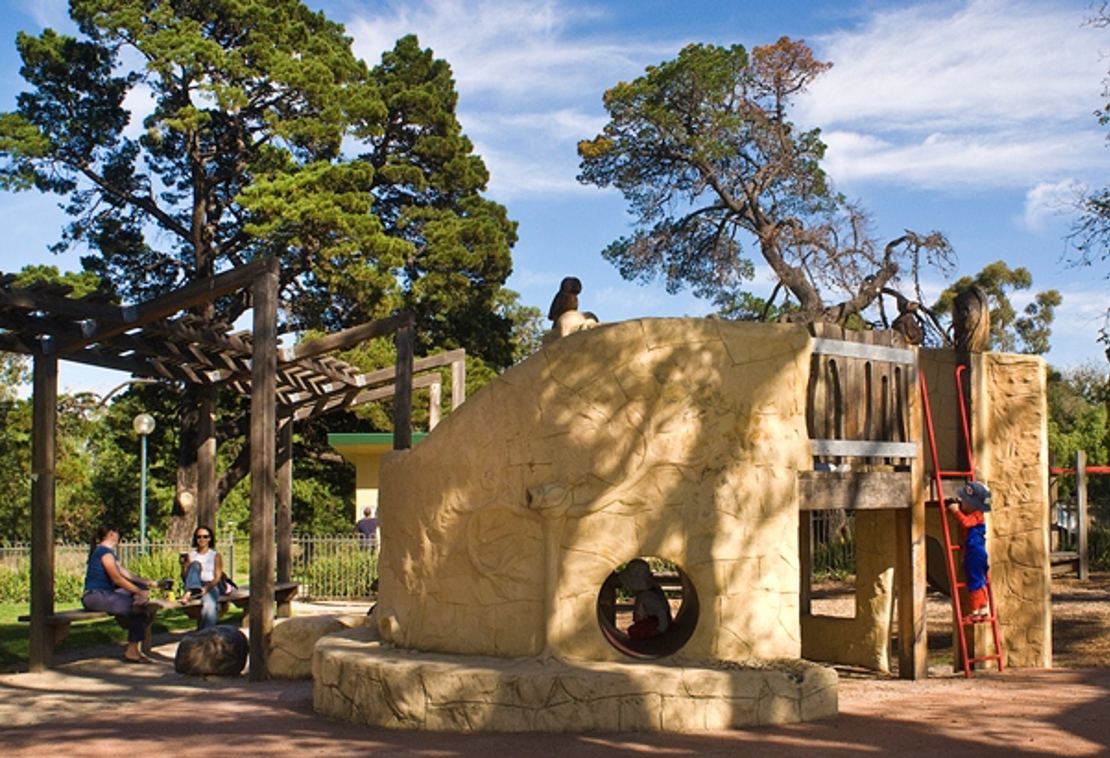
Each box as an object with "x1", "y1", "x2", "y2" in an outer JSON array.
[
  {"x1": 577, "y1": 38, "x2": 952, "y2": 324},
  {"x1": 0, "y1": 2, "x2": 518, "y2": 539},
  {"x1": 813, "y1": 538, "x2": 855, "y2": 581},
  {"x1": 1048, "y1": 364, "x2": 1110, "y2": 502},
  {"x1": 0, "y1": 566, "x2": 83, "y2": 604},
  {"x1": 1089, "y1": 525, "x2": 1110, "y2": 570},
  {"x1": 932, "y1": 261, "x2": 1061, "y2": 355}
]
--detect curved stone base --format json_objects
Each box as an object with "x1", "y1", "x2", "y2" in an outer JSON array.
[{"x1": 313, "y1": 629, "x2": 838, "y2": 732}]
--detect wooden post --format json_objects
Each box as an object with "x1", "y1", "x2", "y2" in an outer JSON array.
[
  {"x1": 249, "y1": 258, "x2": 278, "y2": 680},
  {"x1": 450, "y1": 357, "x2": 466, "y2": 409},
  {"x1": 197, "y1": 385, "x2": 217, "y2": 530},
  {"x1": 394, "y1": 319, "x2": 414, "y2": 450},
  {"x1": 28, "y1": 353, "x2": 58, "y2": 673},
  {"x1": 1077, "y1": 449, "x2": 1089, "y2": 580},
  {"x1": 895, "y1": 501, "x2": 927, "y2": 679},
  {"x1": 428, "y1": 380, "x2": 441, "y2": 430},
  {"x1": 798, "y1": 512, "x2": 812, "y2": 616},
  {"x1": 276, "y1": 417, "x2": 293, "y2": 618}
]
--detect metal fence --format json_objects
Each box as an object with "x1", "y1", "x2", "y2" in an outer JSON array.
[
  {"x1": 809, "y1": 509, "x2": 857, "y2": 576},
  {"x1": 0, "y1": 535, "x2": 379, "y2": 601}
]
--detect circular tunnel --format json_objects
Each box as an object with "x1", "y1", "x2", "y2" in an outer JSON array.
[{"x1": 596, "y1": 557, "x2": 699, "y2": 659}]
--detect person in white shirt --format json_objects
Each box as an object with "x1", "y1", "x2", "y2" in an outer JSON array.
[{"x1": 179, "y1": 525, "x2": 225, "y2": 629}]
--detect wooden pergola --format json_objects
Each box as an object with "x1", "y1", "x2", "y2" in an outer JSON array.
[{"x1": 0, "y1": 257, "x2": 462, "y2": 676}]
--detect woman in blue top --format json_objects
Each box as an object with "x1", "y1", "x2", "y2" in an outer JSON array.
[{"x1": 82, "y1": 524, "x2": 165, "y2": 663}]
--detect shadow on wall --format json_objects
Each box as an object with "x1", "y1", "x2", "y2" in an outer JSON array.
[{"x1": 374, "y1": 317, "x2": 814, "y2": 724}]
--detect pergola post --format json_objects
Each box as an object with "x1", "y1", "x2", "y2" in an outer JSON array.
[
  {"x1": 197, "y1": 384, "x2": 218, "y2": 531},
  {"x1": 248, "y1": 258, "x2": 278, "y2": 680},
  {"x1": 393, "y1": 319, "x2": 414, "y2": 450},
  {"x1": 28, "y1": 352, "x2": 58, "y2": 673},
  {"x1": 276, "y1": 417, "x2": 293, "y2": 618}
]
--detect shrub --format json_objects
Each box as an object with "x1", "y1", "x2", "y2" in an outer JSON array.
[{"x1": 0, "y1": 566, "x2": 83, "y2": 604}]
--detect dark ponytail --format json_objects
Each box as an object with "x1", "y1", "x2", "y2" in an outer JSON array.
[{"x1": 90, "y1": 524, "x2": 117, "y2": 555}]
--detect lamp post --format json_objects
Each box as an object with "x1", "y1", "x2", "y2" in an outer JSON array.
[{"x1": 133, "y1": 413, "x2": 156, "y2": 548}]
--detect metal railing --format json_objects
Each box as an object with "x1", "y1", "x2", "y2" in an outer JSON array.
[{"x1": 0, "y1": 535, "x2": 379, "y2": 601}]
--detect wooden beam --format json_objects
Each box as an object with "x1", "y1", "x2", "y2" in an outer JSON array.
[
  {"x1": 283, "y1": 312, "x2": 415, "y2": 362},
  {"x1": 54, "y1": 258, "x2": 273, "y2": 354},
  {"x1": 285, "y1": 372, "x2": 441, "y2": 422},
  {"x1": 29, "y1": 353, "x2": 57, "y2": 673},
  {"x1": 798, "y1": 470, "x2": 913, "y2": 511},
  {"x1": 810, "y1": 439, "x2": 918, "y2": 458},
  {"x1": 248, "y1": 258, "x2": 278, "y2": 681}
]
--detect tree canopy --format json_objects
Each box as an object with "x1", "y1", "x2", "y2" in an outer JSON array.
[
  {"x1": 0, "y1": 2, "x2": 517, "y2": 366},
  {"x1": 932, "y1": 261, "x2": 1061, "y2": 356},
  {"x1": 0, "y1": 0, "x2": 519, "y2": 533},
  {"x1": 577, "y1": 38, "x2": 954, "y2": 327}
]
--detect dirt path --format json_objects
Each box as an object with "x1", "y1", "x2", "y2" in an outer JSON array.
[{"x1": 3, "y1": 579, "x2": 1110, "y2": 756}]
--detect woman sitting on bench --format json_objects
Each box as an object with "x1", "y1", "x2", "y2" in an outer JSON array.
[
  {"x1": 179, "y1": 525, "x2": 225, "y2": 629},
  {"x1": 82, "y1": 524, "x2": 168, "y2": 664}
]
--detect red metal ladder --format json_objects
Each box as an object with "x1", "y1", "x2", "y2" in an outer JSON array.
[{"x1": 919, "y1": 364, "x2": 1004, "y2": 677}]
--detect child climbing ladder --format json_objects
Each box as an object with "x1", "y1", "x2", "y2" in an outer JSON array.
[{"x1": 947, "y1": 482, "x2": 993, "y2": 618}]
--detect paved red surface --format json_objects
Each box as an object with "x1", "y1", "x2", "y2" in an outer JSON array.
[{"x1": 3, "y1": 664, "x2": 1110, "y2": 756}]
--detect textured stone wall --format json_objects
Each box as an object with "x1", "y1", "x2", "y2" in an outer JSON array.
[
  {"x1": 314, "y1": 630, "x2": 839, "y2": 731},
  {"x1": 375, "y1": 318, "x2": 813, "y2": 663},
  {"x1": 974, "y1": 352, "x2": 1052, "y2": 667}
]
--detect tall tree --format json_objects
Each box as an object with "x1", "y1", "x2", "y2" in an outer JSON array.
[
  {"x1": 577, "y1": 38, "x2": 954, "y2": 326},
  {"x1": 1073, "y1": 4, "x2": 1110, "y2": 361},
  {"x1": 932, "y1": 261, "x2": 1061, "y2": 355},
  {"x1": 0, "y1": 2, "x2": 517, "y2": 531}
]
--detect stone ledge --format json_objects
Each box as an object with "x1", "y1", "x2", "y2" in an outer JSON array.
[{"x1": 313, "y1": 630, "x2": 837, "y2": 732}]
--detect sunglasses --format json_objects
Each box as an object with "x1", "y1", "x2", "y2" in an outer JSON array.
[{"x1": 196, "y1": 534, "x2": 212, "y2": 539}]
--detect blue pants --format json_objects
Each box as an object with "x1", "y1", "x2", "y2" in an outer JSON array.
[
  {"x1": 183, "y1": 562, "x2": 220, "y2": 629},
  {"x1": 82, "y1": 588, "x2": 147, "y2": 642}
]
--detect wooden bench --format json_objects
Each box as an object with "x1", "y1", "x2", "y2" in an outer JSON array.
[
  {"x1": 21, "y1": 582, "x2": 300, "y2": 667},
  {"x1": 168, "y1": 582, "x2": 300, "y2": 624},
  {"x1": 19, "y1": 604, "x2": 165, "y2": 656}
]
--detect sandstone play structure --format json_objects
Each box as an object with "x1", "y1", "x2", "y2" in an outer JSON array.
[{"x1": 313, "y1": 314, "x2": 1052, "y2": 731}]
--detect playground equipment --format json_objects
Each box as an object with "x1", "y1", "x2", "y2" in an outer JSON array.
[
  {"x1": 315, "y1": 317, "x2": 1053, "y2": 731},
  {"x1": 920, "y1": 364, "x2": 1004, "y2": 677}
]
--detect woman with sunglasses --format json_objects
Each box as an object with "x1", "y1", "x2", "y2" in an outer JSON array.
[
  {"x1": 179, "y1": 525, "x2": 225, "y2": 629},
  {"x1": 83, "y1": 524, "x2": 169, "y2": 663}
]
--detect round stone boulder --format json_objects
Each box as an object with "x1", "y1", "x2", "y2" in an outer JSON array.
[{"x1": 174, "y1": 625, "x2": 249, "y2": 676}]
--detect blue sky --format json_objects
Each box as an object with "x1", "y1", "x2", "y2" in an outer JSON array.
[{"x1": 1, "y1": 0, "x2": 1109, "y2": 396}]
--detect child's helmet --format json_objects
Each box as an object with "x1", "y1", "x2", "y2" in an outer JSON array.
[{"x1": 957, "y1": 481, "x2": 992, "y2": 512}]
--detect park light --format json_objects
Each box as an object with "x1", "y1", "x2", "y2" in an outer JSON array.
[{"x1": 133, "y1": 413, "x2": 156, "y2": 548}]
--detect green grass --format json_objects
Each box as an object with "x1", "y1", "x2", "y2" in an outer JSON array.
[{"x1": 0, "y1": 602, "x2": 245, "y2": 673}]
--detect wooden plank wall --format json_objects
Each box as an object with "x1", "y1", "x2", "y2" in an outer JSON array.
[{"x1": 806, "y1": 323, "x2": 913, "y2": 471}]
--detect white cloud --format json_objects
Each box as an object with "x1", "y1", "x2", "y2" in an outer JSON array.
[
  {"x1": 1021, "y1": 179, "x2": 1084, "y2": 231},
  {"x1": 822, "y1": 128, "x2": 1106, "y2": 188},
  {"x1": 17, "y1": 0, "x2": 70, "y2": 30},
  {"x1": 344, "y1": 0, "x2": 663, "y2": 105},
  {"x1": 338, "y1": 0, "x2": 677, "y2": 198},
  {"x1": 801, "y1": 0, "x2": 1110, "y2": 191}
]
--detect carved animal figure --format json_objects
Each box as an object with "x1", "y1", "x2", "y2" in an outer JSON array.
[
  {"x1": 952, "y1": 286, "x2": 990, "y2": 353},
  {"x1": 891, "y1": 295, "x2": 924, "y2": 346},
  {"x1": 547, "y1": 277, "x2": 582, "y2": 323}
]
